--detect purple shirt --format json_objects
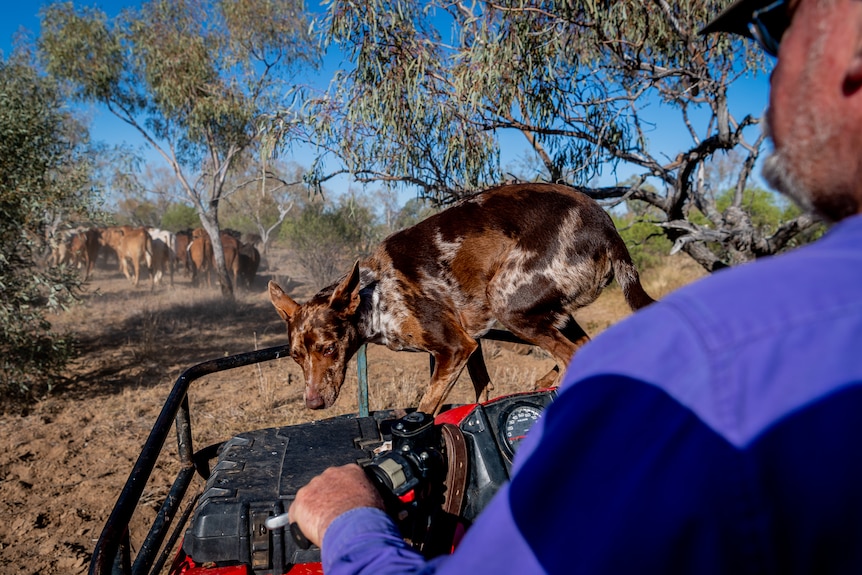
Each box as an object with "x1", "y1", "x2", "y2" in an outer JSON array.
[{"x1": 322, "y1": 214, "x2": 862, "y2": 574}]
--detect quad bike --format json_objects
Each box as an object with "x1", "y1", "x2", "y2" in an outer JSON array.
[{"x1": 88, "y1": 329, "x2": 570, "y2": 575}]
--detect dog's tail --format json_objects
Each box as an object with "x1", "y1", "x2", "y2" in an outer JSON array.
[{"x1": 611, "y1": 242, "x2": 656, "y2": 311}]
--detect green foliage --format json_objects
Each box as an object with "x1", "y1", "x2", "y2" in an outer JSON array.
[
  {"x1": 687, "y1": 186, "x2": 825, "y2": 262},
  {"x1": 307, "y1": 0, "x2": 502, "y2": 195},
  {"x1": 161, "y1": 202, "x2": 200, "y2": 231},
  {"x1": 219, "y1": 211, "x2": 257, "y2": 236},
  {"x1": 292, "y1": 0, "x2": 818, "y2": 273},
  {"x1": 716, "y1": 187, "x2": 793, "y2": 235},
  {"x1": 391, "y1": 196, "x2": 437, "y2": 231},
  {"x1": 115, "y1": 196, "x2": 161, "y2": 227},
  {"x1": 307, "y1": 0, "x2": 768, "y2": 195},
  {"x1": 281, "y1": 196, "x2": 378, "y2": 286},
  {"x1": 38, "y1": 2, "x2": 125, "y2": 104},
  {"x1": 612, "y1": 212, "x2": 673, "y2": 271},
  {"x1": 0, "y1": 56, "x2": 99, "y2": 406},
  {"x1": 127, "y1": 1, "x2": 250, "y2": 151},
  {"x1": 614, "y1": 185, "x2": 825, "y2": 271},
  {"x1": 40, "y1": 0, "x2": 317, "y2": 162}
]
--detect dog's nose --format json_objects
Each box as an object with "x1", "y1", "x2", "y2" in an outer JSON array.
[{"x1": 305, "y1": 393, "x2": 325, "y2": 409}]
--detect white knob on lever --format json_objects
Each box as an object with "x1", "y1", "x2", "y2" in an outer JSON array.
[{"x1": 264, "y1": 512, "x2": 291, "y2": 530}]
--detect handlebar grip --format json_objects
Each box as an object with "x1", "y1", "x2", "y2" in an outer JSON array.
[{"x1": 362, "y1": 460, "x2": 406, "y2": 514}]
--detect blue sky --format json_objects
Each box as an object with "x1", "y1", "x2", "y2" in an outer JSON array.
[
  {"x1": 1, "y1": 2, "x2": 161, "y2": 175},
  {"x1": 0, "y1": 0, "x2": 351, "y2": 197},
  {"x1": 2, "y1": 1, "x2": 773, "y2": 200}
]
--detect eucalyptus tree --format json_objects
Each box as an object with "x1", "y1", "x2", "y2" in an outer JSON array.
[
  {"x1": 39, "y1": 0, "x2": 318, "y2": 296},
  {"x1": 300, "y1": 0, "x2": 817, "y2": 271},
  {"x1": 221, "y1": 157, "x2": 307, "y2": 260}
]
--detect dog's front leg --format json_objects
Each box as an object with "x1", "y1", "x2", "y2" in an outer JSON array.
[{"x1": 417, "y1": 336, "x2": 479, "y2": 416}]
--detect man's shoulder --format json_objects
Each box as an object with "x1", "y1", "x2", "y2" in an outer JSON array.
[
  {"x1": 662, "y1": 220, "x2": 862, "y2": 335},
  {"x1": 561, "y1": 223, "x2": 862, "y2": 444}
]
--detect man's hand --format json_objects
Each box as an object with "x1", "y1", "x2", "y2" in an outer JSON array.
[{"x1": 289, "y1": 463, "x2": 386, "y2": 547}]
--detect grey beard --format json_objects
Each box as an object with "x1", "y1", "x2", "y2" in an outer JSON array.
[{"x1": 762, "y1": 150, "x2": 816, "y2": 215}]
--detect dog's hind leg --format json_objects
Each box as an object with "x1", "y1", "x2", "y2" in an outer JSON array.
[
  {"x1": 529, "y1": 317, "x2": 591, "y2": 389},
  {"x1": 559, "y1": 316, "x2": 591, "y2": 348},
  {"x1": 495, "y1": 313, "x2": 589, "y2": 389}
]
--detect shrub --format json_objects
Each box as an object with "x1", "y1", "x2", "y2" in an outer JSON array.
[
  {"x1": 612, "y1": 212, "x2": 672, "y2": 271},
  {"x1": 0, "y1": 57, "x2": 99, "y2": 407},
  {"x1": 281, "y1": 197, "x2": 377, "y2": 286}
]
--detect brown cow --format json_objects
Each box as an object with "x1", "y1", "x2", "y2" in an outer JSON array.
[
  {"x1": 175, "y1": 230, "x2": 192, "y2": 276},
  {"x1": 147, "y1": 228, "x2": 177, "y2": 270},
  {"x1": 69, "y1": 228, "x2": 101, "y2": 280},
  {"x1": 150, "y1": 237, "x2": 174, "y2": 288},
  {"x1": 241, "y1": 232, "x2": 262, "y2": 249},
  {"x1": 221, "y1": 232, "x2": 241, "y2": 288},
  {"x1": 98, "y1": 226, "x2": 123, "y2": 262},
  {"x1": 49, "y1": 229, "x2": 74, "y2": 268},
  {"x1": 99, "y1": 226, "x2": 153, "y2": 287},
  {"x1": 238, "y1": 243, "x2": 260, "y2": 290},
  {"x1": 188, "y1": 228, "x2": 241, "y2": 288},
  {"x1": 188, "y1": 228, "x2": 213, "y2": 287}
]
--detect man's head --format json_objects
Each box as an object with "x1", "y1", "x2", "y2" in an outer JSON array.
[{"x1": 704, "y1": 0, "x2": 862, "y2": 221}]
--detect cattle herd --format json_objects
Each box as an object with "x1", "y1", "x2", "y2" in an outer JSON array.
[{"x1": 47, "y1": 225, "x2": 262, "y2": 291}]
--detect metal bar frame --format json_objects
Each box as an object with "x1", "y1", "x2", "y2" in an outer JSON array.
[{"x1": 89, "y1": 345, "x2": 290, "y2": 575}]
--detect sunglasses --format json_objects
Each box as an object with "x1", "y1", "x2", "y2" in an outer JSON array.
[{"x1": 747, "y1": 0, "x2": 791, "y2": 57}]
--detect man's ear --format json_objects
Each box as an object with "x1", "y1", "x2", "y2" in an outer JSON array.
[{"x1": 846, "y1": 15, "x2": 862, "y2": 92}]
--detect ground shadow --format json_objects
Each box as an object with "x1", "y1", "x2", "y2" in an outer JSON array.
[{"x1": 53, "y1": 292, "x2": 290, "y2": 402}]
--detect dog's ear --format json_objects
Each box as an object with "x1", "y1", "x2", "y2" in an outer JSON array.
[
  {"x1": 330, "y1": 260, "x2": 362, "y2": 315},
  {"x1": 269, "y1": 280, "x2": 299, "y2": 322}
]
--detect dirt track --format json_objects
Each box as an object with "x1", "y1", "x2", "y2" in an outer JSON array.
[{"x1": 0, "y1": 251, "x2": 701, "y2": 574}]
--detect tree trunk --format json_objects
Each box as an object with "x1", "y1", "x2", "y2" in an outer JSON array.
[{"x1": 199, "y1": 214, "x2": 234, "y2": 300}]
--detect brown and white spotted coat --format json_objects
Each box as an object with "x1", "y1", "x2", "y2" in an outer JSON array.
[{"x1": 269, "y1": 183, "x2": 655, "y2": 415}]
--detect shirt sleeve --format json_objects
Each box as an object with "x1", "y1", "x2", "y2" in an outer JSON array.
[{"x1": 321, "y1": 507, "x2": 446, "y2": 575}]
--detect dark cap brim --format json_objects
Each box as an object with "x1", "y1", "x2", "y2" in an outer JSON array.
[{"x1": 699, "y1": 0, "x2": 776, "y2": 37}]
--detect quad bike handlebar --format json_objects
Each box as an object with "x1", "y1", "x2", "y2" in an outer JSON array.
[{"x1": 268, "y1": 410, "x2": 450, "y2": 553}]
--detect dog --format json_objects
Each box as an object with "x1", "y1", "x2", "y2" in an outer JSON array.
[{"x1": 269, "y1": 183, "x2": 655, "y2": 415}]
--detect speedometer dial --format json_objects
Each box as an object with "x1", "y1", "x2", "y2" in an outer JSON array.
[{"x1": 503, "y1": 404, "x2": 542, "y2": 457}]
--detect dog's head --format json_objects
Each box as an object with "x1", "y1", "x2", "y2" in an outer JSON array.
[{"x1": 268, "y1": 262, "x2": 364, "y2": 409}]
